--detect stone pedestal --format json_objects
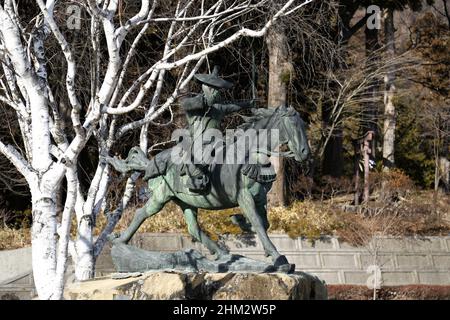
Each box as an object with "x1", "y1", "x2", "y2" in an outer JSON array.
[{"x1": 64, "y1": 271, "x2": 327, "y2": 300}]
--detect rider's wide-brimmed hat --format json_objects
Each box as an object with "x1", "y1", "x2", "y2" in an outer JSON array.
[{"x1": 194, "y1": 65, "x2": 233, "y2": 89}]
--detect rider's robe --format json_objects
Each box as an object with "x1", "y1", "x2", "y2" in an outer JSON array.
[{"x1": 143, "y1": 94, "x2": 252, "y2": 189}]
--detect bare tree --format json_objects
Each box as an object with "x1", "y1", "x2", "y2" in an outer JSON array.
[
  {"x1": 419, "y1": 95, "x2": 450, "y2": 216},
  {"x1": 306, "y1": 48, "x2": 413, "y2": 167},
  {"x1": 344, "y1": 203, "x2": 407, "y2": 300}
]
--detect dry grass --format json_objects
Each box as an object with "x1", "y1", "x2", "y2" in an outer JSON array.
[
  {"x1": 94, "y1": 202, "x2": 244, "y2": 241},
  {"x1": 111, "y1": 202, "x2": 188, "y2": 235},
  {"x1": 0, "y1": 227, "x2": 30, "y2": 250},
  {"x1": 268, "y1": 200, "x2": 343, "y2": 239},
  {"x1": 97, "y1": 200, "x2": 343, "y2": 241}
]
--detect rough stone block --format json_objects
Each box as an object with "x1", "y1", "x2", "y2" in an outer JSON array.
[
  {"x1": 64, "y1": 271, "x2": 328, "y2": 300},
  {"x1": 0, "y1": 288, "x2": 35, "y2": 300},
  {"x1": 180, "y1": 236, "x2": 205, "y2": 252}
]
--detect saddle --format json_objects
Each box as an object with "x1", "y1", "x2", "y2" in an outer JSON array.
[
  {"x1": 175, "y1": 163, "x2": 211, "y2": 194},
  {"x1": 241, "y1": 162, "x2": 277, "y2": 183}
]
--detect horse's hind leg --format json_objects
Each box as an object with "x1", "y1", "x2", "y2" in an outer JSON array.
[
  {"x1": 255, "y1": 202, "x2": 271, "y2": 257},
  {"x1": 256, "y1": 194, "x2": 270, "y2": 231},
  {"x1": 181, "y1": 205, "x2": 229, "y2": 258},
  {"x1": 113, "y1": 178, "x2": 170, "y2": 244}
]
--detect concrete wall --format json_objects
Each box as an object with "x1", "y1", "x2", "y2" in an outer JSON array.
[
  {"x1": 0, "y1": 247, "x2": 32, "y2": 284},
  {"x1": 2, "y1": 234, "x2": 450, "y2": 299},
  {"x1": 0, "y1": 247, "x2": 34, "y2": 299}
]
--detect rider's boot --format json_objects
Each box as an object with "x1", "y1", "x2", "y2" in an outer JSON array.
[
  {"x1": 142, "y1": 150, "x2": 171, "y2": 180},
  {"x1": 185, "y1": 163, "x2": 210, "y2": 193}
]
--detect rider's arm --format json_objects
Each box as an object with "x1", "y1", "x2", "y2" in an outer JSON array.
[
  {"x1": 180, "y1": 95, "x2": 206, "y2": 111},
  {"x1": 214, "y1": 100, "x2": 254, "y2": 113}
]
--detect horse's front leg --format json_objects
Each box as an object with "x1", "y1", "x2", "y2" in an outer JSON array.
[
  {"x1": 180, "y1": 205, "x2": 229, "y2": 259},
  {"x1": 110, "y1": 197, "x2": 166, "y2": 244},
  {"x1": 110, "y1": 178, "x2": 170, "y2": 244},
  {"x1": 238, "y1": 190, "x2": 293, "y2": 272}
]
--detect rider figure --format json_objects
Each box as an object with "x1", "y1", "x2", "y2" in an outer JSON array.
[
  {"x1": 136, "y1": 65, "x2": 253, "y2": 193},
  {"x1": 180, "y1": 65, "x2": 253, "y2": 192}
]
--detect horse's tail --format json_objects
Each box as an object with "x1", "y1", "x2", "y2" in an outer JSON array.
[
  {"x1": 107, "y1": 146, "x2": 151, "y2": 173},
  {"x1": 107, "y1": 146, "x2": 169, "y2": 180}
]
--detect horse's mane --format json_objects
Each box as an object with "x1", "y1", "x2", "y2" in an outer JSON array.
[
  {"x1": 223, "y1": 106, "x2": 297, "y2": 147},
  {"x1": 237, "y1": 107, "x2": 279, "y2": 131}
]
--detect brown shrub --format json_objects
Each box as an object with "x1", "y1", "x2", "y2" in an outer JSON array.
[
  {"x1": 290, "y1": 175, "x2": 354, "y2": 201},
  {"x1": 319, "y1": 176, "x2": 355, "y2": 199},
  {"x1": 335, "y1": 191, "x2": 450, "y2": 247},
  {"x1": 370, "y1": 168, "x2": 415, "y2": 202},
  {"x1": 328, "y1": 285, "x2": 450, "y2": 300}
]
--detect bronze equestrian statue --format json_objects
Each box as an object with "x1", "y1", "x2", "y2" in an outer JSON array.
[{"x1": 107, "y1": 66, "x2": 310, "y2": 272}]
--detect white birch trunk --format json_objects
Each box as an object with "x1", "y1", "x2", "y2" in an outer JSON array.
[
  {"x1": 439, "y1": 156, "x2": 449, "y2": 191},
  {"x1": 74, "y1": 187, "x2": 95, "y2": 281},
  {"x1": 382, "y1": 8, "x2": 396, "y2": 171},
  {"x1": 30, "y1": 187, "x2": 58, "y2": 299},
  {"x1": 54, "y1": 167, "x2": 77, "y2": 299}
]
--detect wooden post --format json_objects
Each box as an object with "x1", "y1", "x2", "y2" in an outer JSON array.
[
  {"x1": 363, "y1": 131, "x2": 374, "y2": 204},
  {"x1": 266, "y1": 28, "x2": 291, "y2": 207},
  {"x1": 354, "y1": 140, "x2": 360, "y2": 206}
]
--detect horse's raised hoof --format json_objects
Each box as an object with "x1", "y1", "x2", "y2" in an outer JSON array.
[
  {"x1": 107, "y1": 232, "x2": 127, "y2": 245},
  {"x1": 273, "y1": 255, "x2": 295, "y2": 273},
  {"x1": 276, "y1": 263, "x2": 296, "y2": 274},
  {"x1": 213, "y1": 250, "x2": 231, "y2": 261}
]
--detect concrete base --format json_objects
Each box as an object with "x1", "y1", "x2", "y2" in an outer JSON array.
[{"x1": 64, "y1": 271, "x2": 327, "y2": 300}]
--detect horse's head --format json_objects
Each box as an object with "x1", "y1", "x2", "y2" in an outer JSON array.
[{"x1": 277, "y1": 105, "x2": 310, "y2": 162}]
